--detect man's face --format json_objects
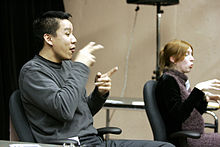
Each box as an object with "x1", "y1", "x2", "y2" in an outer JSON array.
[
  {"x1": 50, "y1": 19, "x2": 77, "y2": 63},
  {"x1": 174, "y1": 47, "x2": 194, "y2": 73}
]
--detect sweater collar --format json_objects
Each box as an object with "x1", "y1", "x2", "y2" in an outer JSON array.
[
  {"x1": 163, "y1": 68, "x2": 188, "y2": 86},
  {"x1": 35, "y1": 55, "x2": 62, "y2": 69}
]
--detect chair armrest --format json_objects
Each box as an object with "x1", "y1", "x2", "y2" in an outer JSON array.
[
  {"x1": 169, "y1": 131, "x2": 200, "y2": 147},
  {"x1": 97, "y1": 127, "x2": 122, "y2": 136},
  {"x1": 205, "y1": 123, "x2": 216, "y2": 129},
  {"x1": 169, "y1": 130, "x2": 201, "y2": 139},
  {"x1": 204, "y1": 110, "x2": 218, "y2": 132}
]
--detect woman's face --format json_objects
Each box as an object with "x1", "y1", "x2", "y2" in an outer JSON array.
[{"x1": 173, "y1": 47, "x2": 194, "y2": 73}]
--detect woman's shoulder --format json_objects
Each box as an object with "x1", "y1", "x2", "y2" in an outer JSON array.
[
  {"x1": 160, "y1": 73, "x2": 177, "y2": 82},
  {"x1": 158, "y1": 73, "x2": 179, "y2": 88}
]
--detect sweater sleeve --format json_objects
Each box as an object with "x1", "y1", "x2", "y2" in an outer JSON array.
[
  {"x1": 87, "y1": 87, "x2": 109, "y2": 116},
  {"x1": 156, "y1": 75, "x2": 206, "y2": 124},
  {"x1": 19, "y1": 61, "x2": 90, "y2": 122},
  {"x1": 194, "y1": 87, "x2": 208, "y2": 114}
]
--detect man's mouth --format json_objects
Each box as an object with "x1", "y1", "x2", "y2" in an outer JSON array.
[{"x1": 70, "y1": 47, "x2": 75, "y2": 53}]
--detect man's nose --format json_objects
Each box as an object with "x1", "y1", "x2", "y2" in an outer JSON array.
[{"x1": 71, "y1": 35, "x2": 77, "y2": 43}]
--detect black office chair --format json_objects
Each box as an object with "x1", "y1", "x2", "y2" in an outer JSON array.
[
  {"x1": 9, "y1": 90, "x2": 122, "y2": 146},
  {"x1": 143, "y1": 80, "x2": 219, "y2": 147}
]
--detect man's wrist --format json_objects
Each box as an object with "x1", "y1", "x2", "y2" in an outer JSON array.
[{"x1": 95, "y1": 87, "x2": 109, "y2": 98}]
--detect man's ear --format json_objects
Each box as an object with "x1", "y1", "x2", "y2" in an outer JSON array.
[
  {"x1": 43, "y1": 34, "x2": 53, "y2": 46},
  {"x1": 170, "y1": 56, "x2": 176, "y2": 63}
]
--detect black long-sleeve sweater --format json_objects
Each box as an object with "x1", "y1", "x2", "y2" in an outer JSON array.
[
  {"x1": 19, "y1": 55, "x2": 108, "y2": 143},
  {"x1": 155, "y1": 69, "x2": 207, "y2": 136}
]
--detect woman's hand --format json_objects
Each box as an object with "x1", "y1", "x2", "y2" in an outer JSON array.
[
  {"x1": 195, "y1": 79, "x2": 220, "y2": 91},
  {"x1": 195, "y1": 79, "x2": 220, "y2": 102},
  {"x1": 204, "y1": 91, "x2": 220, "y2": 102}
]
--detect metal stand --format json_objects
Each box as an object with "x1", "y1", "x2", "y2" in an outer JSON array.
[
  {"x1": 127, "y1": 0, "x2": 179, "y2": 81},
  {"x1": 105, "y1": 109, "x2": 110, "y2": 140},
  {"x1": 153, "y1": 4, "x2": 164, "y2": 81}
]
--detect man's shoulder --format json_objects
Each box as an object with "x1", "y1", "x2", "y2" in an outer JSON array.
[{"x1": 21, "y1": 56, "x2": 46, "y2": 72}]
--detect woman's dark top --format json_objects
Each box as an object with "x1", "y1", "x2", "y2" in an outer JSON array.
[
  {"x1": 156, "y1": 69, "x2": 220, "y2": 147},
  {"x1": 155, "y1": 69, "x2": 214, "y2": 146}
]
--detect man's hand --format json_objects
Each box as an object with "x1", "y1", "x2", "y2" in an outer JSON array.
[
  {"x1": 74, "y1": 42, "x2": 103, "y2": 67},
  {"x1": 95, "y1": 66, "x2": 118, "y2": 96}
]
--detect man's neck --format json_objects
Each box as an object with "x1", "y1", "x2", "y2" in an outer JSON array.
[{"x1": 39, "y1": 47, "x2": 61, "y2": 63}]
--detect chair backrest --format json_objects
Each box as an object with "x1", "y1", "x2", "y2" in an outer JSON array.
[
  {"x1": 143, "y1": 80, "x2": 167, "y2": 141},
  {"x1": 9, "y1": 90, "x2": 36, "y2": 142}
]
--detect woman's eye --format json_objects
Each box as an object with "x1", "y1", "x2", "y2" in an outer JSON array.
[{"x1": 185, "y1": 52, "x2": 190, "y2": 56}]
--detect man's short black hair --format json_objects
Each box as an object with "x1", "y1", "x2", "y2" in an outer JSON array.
[
  {"x1": 33, "y1": 11, "x2": 72, "y2": 51},
  {"x1": 40, "y1": 11, "x2": 72, "y2": 19}
]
